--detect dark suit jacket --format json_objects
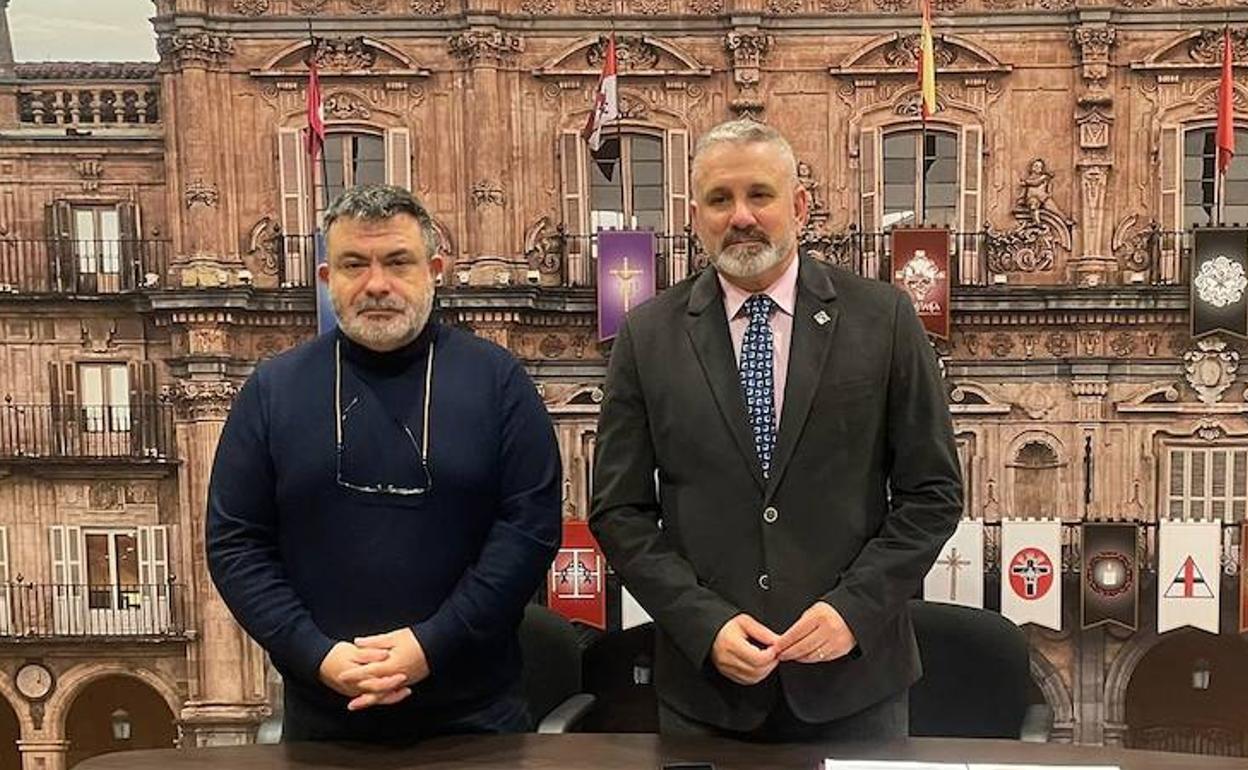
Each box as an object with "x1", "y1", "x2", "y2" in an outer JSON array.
[{"x1": 589, "y1": 256, "x2": 963, "y2": 731}]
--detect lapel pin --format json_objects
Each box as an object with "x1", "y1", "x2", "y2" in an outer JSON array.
[{"x1": 814, "y1": 310, "x2": 831, "y2": 326}]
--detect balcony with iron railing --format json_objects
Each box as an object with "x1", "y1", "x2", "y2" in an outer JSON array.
[
  {"x1": 0, "y1": 239, "x2": 171, "y2": 295},
  {"x1": 276, "y1": 225, "x2": 1189, "y2": 291},
  {"x1": 0, "y1": 580, "x2": 187, "y2": 641},
  {"x1": 0, "y1": 401, "x2": 176, "y2": 463}
]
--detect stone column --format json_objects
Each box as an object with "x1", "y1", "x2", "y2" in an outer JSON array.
[
  {"x1": 18, "y1": 739, "x2": 68, "y2": 770},
  {"x1": 1071, "y1": 22, "x2": 1117, "y2": 287},
  {"x1": 1075, "y1": 626, "x2": 1106, "y2": 744},
  {"x1": 448, "y1": 27, "x2": 523, "y2": 286},
  {"x1": 156, "y1": 26, "x2": 241, "y2": 289},
  {"x1": 164, "y1": 324, "x2": 269, "y2": 746}
]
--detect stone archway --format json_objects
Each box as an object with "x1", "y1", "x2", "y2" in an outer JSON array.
[
  {"x1": 1029, "y1": 647, "x2": 1075, "y2": 742},
  {"x1": 1117, "y1": 630, "x2": 1248, "y2": 757},
  {"x1": 62, "y1": 674, "x2": 178, "y2": 768},
  {"x1": 0, "y1": 687, "x2": 20, "y2": 770}
]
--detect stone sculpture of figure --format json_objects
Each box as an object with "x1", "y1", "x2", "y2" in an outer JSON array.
[{"x1": 1018, "y1": 158, "x2": 1065, "y2": 225}]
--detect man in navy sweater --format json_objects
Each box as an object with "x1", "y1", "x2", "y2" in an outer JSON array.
[{"x1": 206, "y1": 185, "x2": 562, "y2": 743}]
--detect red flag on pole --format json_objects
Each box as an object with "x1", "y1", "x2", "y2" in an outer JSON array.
[
  {"x1": 1217, "y1": 27, "x2": 1235, "y2": 176},
  {"x1": 582, "y1": 33, "x2": 619, "y2": 152},
  {"x1": 306, "y1": 55, "x2": 326, "y2": 162}
]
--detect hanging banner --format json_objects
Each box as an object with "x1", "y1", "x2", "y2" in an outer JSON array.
[
  {"x1": 891, "y1": 227, "x2": 951, "y2": 339},
  {"x1": 1000, "y1": 519, "x2": 1062, "y2": 631},
  {"x1": 547, "y1": 519, "x2": 607, "y2": 630},
  {"x1": 597, "y1": 230, "x2": 656, "y2": 342},
  {"x1": 1157, "y1": 519, "x2": 1222, "y2": 634},
  {"x1": 1191, "y1": 226, "x2": 1248, "y2": 339},
  {"x1": 923, "y1": 518, "x2": 984, "y2": 608},
  {"x1": 1081, "y1": 522, "x2": 1139, "y2": 631}
]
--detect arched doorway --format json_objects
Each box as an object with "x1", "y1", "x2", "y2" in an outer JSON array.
[
  {"x1": 1125, "y1": 630, "x2": 1248, "y2": 757},
  {"x1": 64, "y1": 675, "x2": 177, "y2": 768},
  {"x1": 0, "y1": 694, "x2": 19, "y2": 770}
]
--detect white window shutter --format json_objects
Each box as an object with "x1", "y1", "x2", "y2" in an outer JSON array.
[
  {"x1": 1159, "y1": 125, "x2": 1181, "y2": 282},
  {"x1": 277, "y1": 127, "x2": 309, "y2": 238},
  {"x1": 959, "y1": 124, "x2": 984, "y2": 286},
  {"x1": 386, "y1": 128, "x2": 412, "y2": 190},
  {"x1": 666, "y1": 128, "x2": 690, "y2": 285}
]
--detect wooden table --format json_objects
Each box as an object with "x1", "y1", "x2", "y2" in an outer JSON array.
[{"x1": 77, "y1": 734, "x2": 1248, "y2": 770}]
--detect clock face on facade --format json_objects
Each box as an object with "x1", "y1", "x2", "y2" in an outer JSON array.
[{"x1": 15, "y1": 662, "x2": 54, "y2": 701}]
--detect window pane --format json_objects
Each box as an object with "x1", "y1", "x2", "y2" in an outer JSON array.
[
  {"x1": 1170, "y1": 450, "x2": 1185, "y2": 496},
  {"x1": 634, "y1": 185, "x2": 664, "y2": 213},
  {"x1": 100, "y1": 210, "x2": 120, "y2": 273},
  {"x1": 80, "y1": 366, "x2": 104, "y2": 408},
  {"x1": 108, "y1": 365, "x2": 130, "y2": 431},
  {"x1": 116, "y1": 534, "x2": 139, "y2": 586},
  {"x1": 633, "y1": 160, "x2": 663, "y2": 187},
  {"x1": 324, "y1": 136, "x2": 346, "y2": 207},
  {"x1": 86, "y1": 534, "x2": 111, "y2": 609},
  {"x1": 632, "y1": 135, "x2": 662, "y2": 161},
  {"x1": 1191, "y1": 451, "x2": 1207, "y2": 497},
  {"x1": 74, "y1": 209, "x2": 97, "y2": 272}
]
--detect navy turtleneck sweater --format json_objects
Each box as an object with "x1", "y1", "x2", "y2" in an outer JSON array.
[{"x1": 206, "y1": 320, "x2": 561, "y2": 732}]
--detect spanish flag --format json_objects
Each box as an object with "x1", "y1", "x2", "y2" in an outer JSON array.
[{"x1": 918, "y1": 0, "x2": 937, "y2": 120}]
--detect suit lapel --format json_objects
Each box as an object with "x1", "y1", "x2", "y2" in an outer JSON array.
[
  {"x1": 765, "y1": 258, "x2": 839, "y2": 502},
  {"x1": 685, "y1": 268, "x2": 766, "y2": 492}
]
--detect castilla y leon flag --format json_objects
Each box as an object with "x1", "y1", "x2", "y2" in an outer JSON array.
[
  {"x1": 547, "y1": 519, "x2": 606, "y2": 630},
  {"x1": 1218, "y1": 27, "x2": 1235, "y2": 176},
  {"x1": 1157, "y1": 519, "x2": 1221, "y2": 634},
  {"x1": 1081, "y1": 522, "x2": 1139, "y2": 631},
  {"x1": 891, "y1": 227, "x2": 951, "y2": 339},
  {"x1": 597, "y1": 229, "x2": 656, "y2": 341},
  {"x1": 917, "y1": 0, "x2": 937, "y2": 120},
  {"x1": 999, "y1": 519, "x2": 1062, "y2": 631},
  {"x1": 582, "y1": 33, "x2": 619, "y2": 153},
  {"x1": 1190, "y1": 227, "x2": 1248, "y2": 339}
]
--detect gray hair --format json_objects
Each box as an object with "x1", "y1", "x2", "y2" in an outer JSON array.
[
  {"x1": 691, "y1": 119, "x2": 798, "y2": 187},
  {"x1": 323, "y1": 184, "x2": 440, "y2": 260}
]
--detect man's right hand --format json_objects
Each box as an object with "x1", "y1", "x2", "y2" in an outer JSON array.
[
  {"x1": 318, "y1": 641, "x2": 411, "y2": 705},
  {"x1": 710, "y1": 614, "x2": 780, "y2": 686}
]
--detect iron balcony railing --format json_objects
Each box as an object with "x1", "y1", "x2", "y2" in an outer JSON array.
[
  {"x1": 0, "y1": 238, "x2": 171, "y2": 295},
  {"x1": 0, "y1": 581, "x2": 187, "y2": 640},
  {"x1": 0, "y1": 402, "x2": 176, "y2": 462}
]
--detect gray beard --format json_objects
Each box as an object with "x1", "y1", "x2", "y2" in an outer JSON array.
[
  {"x1": 333, "y1": 286, "x2": 434, "y2": 351},
  {"x1": 711, "y1": 233, "x2": 794, "y2": 283}
]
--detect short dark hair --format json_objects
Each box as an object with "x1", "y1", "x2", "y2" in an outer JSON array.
[{"x1": 323, "y1": 184, "x2": 439, "y2": 259}]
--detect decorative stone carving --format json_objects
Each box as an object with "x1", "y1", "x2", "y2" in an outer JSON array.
[
  {"x1": 246, "y1": 216, "x2": 283, "y2": 276},
  {"x1": 989, "y1": 332, "x2": 1014, "y2": 358},
  {"x1": 588, "y1": 35, "x2": 659, "y2": 71},
  {"x1": 350, "y1": 0, "x2": 387, "y2": 12},
  {"x1": 471, "y1": 180, "x2": 505, "y2": 208},
  {"x1": 79, "y1": 319, "x2": 118, "y2": 353},
  {"x1": 161, "y1": 380, "x2": 241, "y2": 420},
  {"x1": 1112, "y1": 215, "x2": 1160, "y2": 273},
  {"x1": 632, "y1": 0, "x2": 670, "y2": 12},
  {"x1": 895, "y1": 91, "x2": 947, "y2": 118},
  {"x1": 409, "y1": 0, "x2": 446, "y2": 11},
  {"x1": 89, "y1": 482, "x2": 126, "y2": 510},
  {"x1": 797, "y1": 161, "x2": 830, "y2": 242},
  {"x1": 314, "y1": 37, "x2": 377, "y2": 71},
  {"x1": 884, "y1": 35, "x2": 957, "y2": 69},
  {"x1": 689, "y1": 0, "x2": 725, "y2": 10},
  {"x1": 184, "y1": 179, "x2": 219, "y2": 209},
  {"x1": 765, "y1": 0, "x2": 802, "y2": 12},
  {"x1": 77, "y1": 159, "x2": 103, "y2": 192},
  {"x1": 1110, "y1": 332, "x2": 1136, "y2": 357},
  {"x1": 575, "y1": 0, "x2": 614, "y2": 11},
  {"x1": 1196, "y1": 418, "x2": 1226, "y2": 442},
  {"x1": 725, "y1": 32, "x2": 771, "y2": 86},
  {"x1": 539, "y1": 334, "x2": 568, "y2": 358},
  {"x1": 448, "y1": 31, "x2": 524, "y2": 66},
  {"x1": 1078, "y1": 160, "x2": 1111, "y2": 267},
  {"x1": 179, "y1": 260, "x2": 232, "y2": 288},
  {"x1": 521, "y1": 0, "x2": 556, "y2": 11},
  {"x1": 255, "y1": 334, "x2": 287, "y2": 360},
  {"x1": 1073, "y1": 26, "x2": 1116, "y2": 84},
  {"x1": 323, "y1": 92, "x2": 372, "y2": 120},
  {"x1": 617, "y1": 91, "x2": 650, "y2": 120},
  {"x1": 524, "y1": 216, "x2": 566, "y2": 277},
  {"x1": 802, "y1": 225, "x2": 862, "y2": 272},
  {"x1": 1079, "y1": 330, "x2": 1103, "y2": 357},
  {"x1": 985, "y1": 159, "x2": 1074, "y2": 275},
  {"x1": 1076, "y1": 94, "x2": 1113, "y2": 150},
  {"x1": 157, "y1": 32, "x2": 235, "y2": 69},
  {"x1": 1045, "y1": 332, "x2": 1072, "y2": 358},
  {"x1": 292, "y1": 0, "x2": 329, "y2": 11},
  {"x1": 1184, "y1": 337, "x2": 1239, "y2": 406},
  {"x1": 819, "y1": 0, "x2": 857, "y2": 9},
  {"x1": 1190, "y1": 29, "x2": 1248, "y2": 63},
  {"x1": 233, "y1": 0, "x2": 269, "y2": 13},
  {"x1": 1146, "y1": 332, "x2": 1161, "y2": 357}
]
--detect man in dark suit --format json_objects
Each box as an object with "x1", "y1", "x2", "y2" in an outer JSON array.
[{"x1": 589, "y1": 120, "x2": 962, "y2": 742}]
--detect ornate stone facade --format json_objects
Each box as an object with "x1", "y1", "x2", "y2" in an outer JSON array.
[{"x1": 1, "y1": 1, "x2": 1247, "y2": 766}]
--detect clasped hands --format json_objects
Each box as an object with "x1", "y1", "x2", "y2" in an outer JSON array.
[
  {"x1": 318, "y1": 628, "x2": 430, "y2": 711},
  {"x1": 711, "y1": 601, "x2": 855, "y2": 686}
]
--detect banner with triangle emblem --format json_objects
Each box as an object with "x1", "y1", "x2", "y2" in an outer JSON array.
[{"x1": 1157, "y1": 519, "x2": 1221, "y2": 634}]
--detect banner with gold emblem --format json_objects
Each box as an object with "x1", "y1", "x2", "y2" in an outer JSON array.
[
  {"x1": 597, "y1": 230, "x2": 656, "y2": 341},
  {"x1": 891, "y1": 227, "x2": 951, "y2": 339}
]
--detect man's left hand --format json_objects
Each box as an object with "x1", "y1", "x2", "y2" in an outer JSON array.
[
  {"x1": 774, "y1": 601, "x2": 856, "y2": 663},
  {"x1": 340, "y1": 628, "x2": 431, "y2": 711}
]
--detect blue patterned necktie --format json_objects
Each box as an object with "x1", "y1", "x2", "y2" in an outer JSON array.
[{"x1": 739, "y1": 294, "x2": 777, "y2": 478}]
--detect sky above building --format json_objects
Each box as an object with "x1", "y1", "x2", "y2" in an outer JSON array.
[{"x1": 9, "y1": 0, "x2": 157, "y2": 62}]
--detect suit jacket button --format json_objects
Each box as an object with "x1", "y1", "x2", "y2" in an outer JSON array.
[
  {"x1": 763, "y1": 506, "x2": 778, "y2": 524},
  {"x1": 758, "y1": 573, "x2": 770, "y2": 591}
]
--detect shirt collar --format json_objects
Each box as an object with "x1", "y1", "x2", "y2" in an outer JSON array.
[{"x1": 717, "y1": 252, "x2": 799, "y2": 320}]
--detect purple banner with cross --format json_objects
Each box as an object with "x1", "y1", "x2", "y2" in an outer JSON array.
[{"x1": 597, "y1": 230, "x2": 656, "y2": 342}]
